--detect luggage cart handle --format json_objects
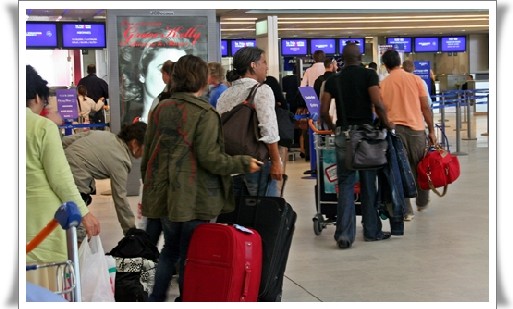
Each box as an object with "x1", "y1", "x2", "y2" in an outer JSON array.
[
  {"x1": 308, "y1": 119, "x2": 333, "y2": 135},
  {"x1": 26, "y1": 202, "x2": 82, "y2": 254}
]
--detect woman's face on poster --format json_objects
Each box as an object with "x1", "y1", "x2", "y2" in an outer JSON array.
[{"x1": 143, "y1": 48, "x2": 187, "y2": 100}]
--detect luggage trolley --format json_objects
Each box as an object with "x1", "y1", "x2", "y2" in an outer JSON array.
[
  {"x1": 26, "y1": 201, "x2": 83, "y2": 302},
  {"x1": 309, "y1": 120, "x2": 362, "y2": 235}
]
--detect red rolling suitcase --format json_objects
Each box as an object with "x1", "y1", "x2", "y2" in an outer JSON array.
[{"x1": 182, "y1": 223, "x2": 263, "y2": 302}]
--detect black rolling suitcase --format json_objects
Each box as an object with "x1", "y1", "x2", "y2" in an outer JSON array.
[{"x1": 217, "y1": 176, "x2": 297, "y2": 302}]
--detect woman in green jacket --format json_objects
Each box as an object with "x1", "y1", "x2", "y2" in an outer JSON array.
[{"x1": 141, "y1": 54, "x2": 260, "y2": 301}]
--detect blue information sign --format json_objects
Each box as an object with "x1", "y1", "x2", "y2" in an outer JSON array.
[
  {"x1": 56, "y1": 88, "x2": 79, "y2": 120},
  {"x1": 298, "y1": 86, "x2": 320, "y2": 121},
  {"x1": 413, "y1": 61, "x2": 432, "y2": 96}
]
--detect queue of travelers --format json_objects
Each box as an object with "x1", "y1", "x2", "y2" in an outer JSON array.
[{"x1": 26, "y1": 42, "x2": 438, "y2": 301}]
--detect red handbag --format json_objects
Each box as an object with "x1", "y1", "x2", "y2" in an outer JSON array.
[{"x1": 417, "y1": 144, "x2": 460, "y2": 197}]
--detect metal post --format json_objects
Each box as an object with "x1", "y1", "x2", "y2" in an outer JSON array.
[
  {"x1": 460, "y1": 91, "x2": 467, "y2": 124},
  {"x1": 452, "y1": 95, "x2": 468, "y2": 156},
  {"x1": 64, "y1": 120, "x2": 74, "y2": 136},
  {"x1": 440, "y1": 94, "x2": 446, "y2": 130},
  {"x1": 463, "y1": 90, "x2": 477, "y2": 140},
  {"x1": 67, "y1": 227, "x2": 82, "y2": 302},
  {"x1": 438, "y1": 93, "x2": 450, "y2": 127},
  {"x1": 481, "y1": 93, "x2": 489, "y2": 136}
]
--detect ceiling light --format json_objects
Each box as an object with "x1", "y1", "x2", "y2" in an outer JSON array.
[
  {"x1": 277, "y1": 14, "x2": 488, "y2": 21},
  {"x1": 276, "y1": 24, "x2": 487, "y2": 31},
  {"x1": 220, "y1": 21, "x2": 256, "y2": 25},
  {"x1": 278, "y1": 18, "x2": 488, "y2": 24}
]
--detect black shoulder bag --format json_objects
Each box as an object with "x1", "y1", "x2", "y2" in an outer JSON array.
[{"x1": 335, "y1": 86, "x2": 388, "y2": 170}]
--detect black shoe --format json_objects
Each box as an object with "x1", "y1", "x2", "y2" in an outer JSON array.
[
  {"x1": 336, "y1": 237, "x2": 352, "y2": 249},
  {"x1": 364, "y1": 231, "x2": 391, "y2": 242},
  {"x1": 300, "y1": 152, "x2": 306, "y2": 158}
]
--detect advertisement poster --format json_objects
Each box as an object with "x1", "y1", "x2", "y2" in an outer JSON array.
[{"x1": 115, "y1": 15, "x2": 209, "y2": 124}]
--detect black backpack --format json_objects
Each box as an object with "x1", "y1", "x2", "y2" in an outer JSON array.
[{"x1": 107, "y1": 228, "x2": 159, "y2": 302}]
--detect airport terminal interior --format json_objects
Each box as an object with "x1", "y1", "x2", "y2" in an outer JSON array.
[
  {"x1": 91, "y1": 112, "x2": 490, "y2": 302},
  {"x1": 21, "y1": 4, "x2": 497, "y2": 305}
]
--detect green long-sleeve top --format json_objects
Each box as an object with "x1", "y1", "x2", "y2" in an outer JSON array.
[{"x1": 26, "y1": 108, "x2": 89, "y2": 264}]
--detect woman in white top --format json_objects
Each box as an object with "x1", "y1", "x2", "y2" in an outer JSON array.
[
  {"x1": 216, "y1": 46, "x2": 283, "y2": 197},
  {"x1": 77, "y1": 84, "x2": 105, "y2": 123}
]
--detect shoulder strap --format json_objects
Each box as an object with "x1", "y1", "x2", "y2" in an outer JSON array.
[{"x1": 244, "y1": 83, "x2": 261, "y2": 108}]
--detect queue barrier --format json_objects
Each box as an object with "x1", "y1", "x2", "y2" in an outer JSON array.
[
  {"x1": 430, "y1": 88, "x2": 489, "y2": 155},
  {"x1": 59, "y1": 121, "x2": 110, "y2": 136}
]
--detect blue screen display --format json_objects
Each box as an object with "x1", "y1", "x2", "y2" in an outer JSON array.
[
  {"x1": 310, "y1": 38, "x2": 336, "y2": 55},
  {"x1": 221, "y1": 40, "x2": 228, "y2": 57},
  {"x1": 414, "y1": 37, "x2": 439, "y2": 52},
  {"x1": 441, "y1": 36, "x2": 466, "y2": 52},
  {"x1": 230, "y1": 39, "x2": 256, "y2": 55},
  {"x1": 281, "y1": 38, "x2": 308, "y2": 56},
  {"x1": 26, "y1": 22, "x2": 58, "y2": 48},
  {"x1": 386, "y1": 37, "x2": 412, "y2": 53},
  {"x1": 339, "y1": 38, "x2": 365, "y2": 54},
  {"x1": 61, "y1": 23, "x2": 106, "y2": 49}
]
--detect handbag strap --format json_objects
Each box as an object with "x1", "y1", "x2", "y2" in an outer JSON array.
[
  {"x1": 423, "y1": 143, "x2": 448, "y2": 197},
  {"x1": 427, "y1": 175, "x2": 448, "y2": 197},
  {"x1": 244, "y1": 83, "x2": 261, "y2": 109}
]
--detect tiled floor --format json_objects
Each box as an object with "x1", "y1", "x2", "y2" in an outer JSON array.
[{"x1": 89, "y1": 112, "x2": 491, "y2": 304}]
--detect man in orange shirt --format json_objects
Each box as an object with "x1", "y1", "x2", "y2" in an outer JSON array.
[{"x1": 380, "y1": 50, "x2": 436, "y2": 221}]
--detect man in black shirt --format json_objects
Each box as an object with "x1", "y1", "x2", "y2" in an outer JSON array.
[
  {"x1": 78, "y1": 64, "x2": 109, "y2": 130},
  {"x1": 313, "y1": 58, "x2": 337, "y2": 98},
  {"x1": 320, "y1": 43, "x2": 393, "y2": 249}
]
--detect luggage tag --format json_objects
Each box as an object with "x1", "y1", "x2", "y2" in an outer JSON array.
[{"x1": 234, "y1": 224, "x2": 254, "y2": 235}]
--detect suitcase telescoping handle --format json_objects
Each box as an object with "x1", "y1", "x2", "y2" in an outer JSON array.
[
  {"x1": 240, "y1": 262, "x2": 252, "y2": 301},
  {"x1": 26, "y1": 201, "x2": 82, "y2": 253}
]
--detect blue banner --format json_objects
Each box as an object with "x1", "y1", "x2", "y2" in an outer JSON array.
[{"x1": 298, "y1": 86, "x2": 320, "y2": 121}]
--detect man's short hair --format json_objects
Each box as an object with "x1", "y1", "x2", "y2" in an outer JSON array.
[
  {"x1": 312, "y1": 50, "x2": 326, "y2": 63},
  {"x1": 87, "y1": 64, "x2": 96, "y2": 75},
  {"x1": 324, "y1": 58, "x2": 334, "y2": 68}
]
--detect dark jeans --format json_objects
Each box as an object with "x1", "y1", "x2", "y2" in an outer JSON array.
[
  {"x1": 145, "y1": 218, "x2": 162, "y2": 247},
  {"x1": 148, "y1": 219, "x2": 207, "y2": 301},
  {"x1": 394, "y1": 125, "x2": 430, "y2": 214},
  {"x1": 334, "y1": 132, "x2": 384, "y2": 244},
  {"x1": 232, "y1": 160, "x2": 279, "y2": 198}
]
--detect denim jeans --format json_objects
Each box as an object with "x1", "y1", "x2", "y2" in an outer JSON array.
[
  {"x1": 148, "y1": 218, "x2": 207, "y2": 301},
  {"x1": 334, "y1": 132, "x2": 383, "y2": 243},
  {"x1": 145, "y1": 218, "x2": 162, "y2": 247},
  {"x1": 233, "y1": 160, "x2": 280, "y2": 198},
  {"x1": 394, "y1": 125, "x2": 430, "y2": 214}
]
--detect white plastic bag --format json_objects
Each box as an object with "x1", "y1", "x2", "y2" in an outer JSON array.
[
  {"x1": 78, "y1": 235, "x2": 115, "y2": 302},
  {"x1": 105, "y1": 254, "x2": 116, "y2": 295},
  {"x1": 136, "y1": 179, "x2": 147, "y2": 230}
]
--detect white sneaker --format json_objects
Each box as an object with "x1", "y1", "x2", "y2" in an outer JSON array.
[{"x1": 404, "y1": 214, "x2": 415, "y2": 221}]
